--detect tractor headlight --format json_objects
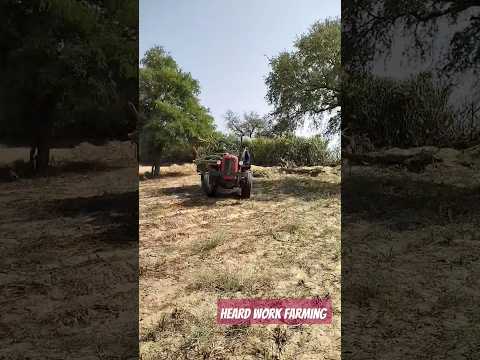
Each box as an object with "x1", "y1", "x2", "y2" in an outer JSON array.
[
  {"x1": 239, "y1": 161, "x2": 244, "y2": 166},
  {"x1": 216, "y1": 160, "x2": 221, "y2": 165}
]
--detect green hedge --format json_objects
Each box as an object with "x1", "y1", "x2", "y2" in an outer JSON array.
[
  {"x1": 343, "y1": 72, "x2": 461, "y2": 148},
  {"x1": 143, "y1": 134, "x2": 339, "y2": 167},
  {"x1": 246, "y1": 136, "x2": 336, "y2": 166}
]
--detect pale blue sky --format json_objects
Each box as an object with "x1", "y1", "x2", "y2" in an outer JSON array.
[{"x1": 140, "y1": 0, "x2": 340, "y2": 135}]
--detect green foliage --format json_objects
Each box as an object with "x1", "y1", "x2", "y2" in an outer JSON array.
[
  {"x1": 163, "y1": 132, "x2": 337, "y2": 167},
  {"x1": 193, "y1": 132, "x2": 238, "y2": 158},
  {"x1": 343, "y1": 72, "x2": 459, "y2": 147},
  {"x1": 246, "y1": 135, "x2": 335, "y2": 166},
  {"x1": 139, "y1": 47, "x2": 215, "y2": 162},
  {"x1": 342, "y1": 2, "x2": 480, "y2": 149},
  {"x1": 266, "y1": 18, "x2": 341, "y2": 135},
  {"x1": 0, "y1": 0, "x2": 138, "y2": 144}
]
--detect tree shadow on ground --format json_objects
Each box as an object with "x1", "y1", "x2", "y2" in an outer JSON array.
[
  {"x1": 342, "y1": 174, "x2": 480, "y2": 230},
  {"x1": 0, "y1": 161, "x2": 127, "y2": 182},
  {"x1": 342, "y1": 173, "x2": 480, "y2": 359},
  {"x1": 51, "y1": 161, "x2": 123, "y2": 174},
  {"x1": 158, "y1": 183, "x2": 243, "y2": 207},
  {"x1": 142, "y1": 171, "x2": 189, "y2": 180},
  {"x1": 157, "y1": 176, "x2": 340, "y2": 208},
  {"x1": 253, "y1": 177, "x2": 340, "y2": 202},
  {"x1": 44, "y1": 191, "x2": 139, "y2": 242}
]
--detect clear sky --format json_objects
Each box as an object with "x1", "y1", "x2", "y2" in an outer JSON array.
[{"x1": 140, "y1": 0, "x2": 340, "y2": 135}]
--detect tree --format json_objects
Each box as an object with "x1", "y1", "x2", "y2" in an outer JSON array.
[
  {"x1": 342, "y1": 2, "x2": 480, "y2": 148},
  {"x1": 243, "y1": 111, "x2": 267, "y2": 138},
  {"x1": 265, "y1": 18, "x2": 341, "y2": 135},
  {"x1": 225, "y1": 110, "x2": 267, "y2": 144},
  {"x1": 0, "y1": 0, "x2": 138, "y2": 174},
  {"x1": 224, "y1": 110, "x2": 245, "y2": 143},
  {"x1": 139, "y1": 46, "x2": 215, "y2": 176},
  {"x1": 343, "y1": 1, "x2": 480, "y2": 75}
]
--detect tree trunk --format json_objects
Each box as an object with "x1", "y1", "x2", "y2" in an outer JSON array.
[
  {"x1": 29, "y1": 145, "x2": 37, "y2": 173},
  {"x1": 34, "y1": 117, "x2": 53, "y2": 176},
  {"x1": 37, "y1": 141, "x2": 50, "y2": 175},
  {"x1": 31, "y1": 92, "x2": 55, "y2": 176},
  {"x1": 29, "y1": 141, "x2": 50, "y2": 176},
  {"x1": 152, "y1": 159, "x2": 160, "y2": 177}
]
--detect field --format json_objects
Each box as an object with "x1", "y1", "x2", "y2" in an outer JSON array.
[
  {"x1": 139, "y1": 164, "x2": 341, "y2": 359},
  {"x1": 0, "y1": 142, "x2": 138, "y2": 359},
  {"x1": 343, "y1": 156, "x2": 480, "y2": 359}
]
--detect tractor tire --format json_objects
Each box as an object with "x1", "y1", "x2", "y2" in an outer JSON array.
[
  {"x1": 201, "y1": 172, "x2": 217, "y2": 197},
  {"x1": 240, "y1": 172, "x2": 252, "y2": 199}
]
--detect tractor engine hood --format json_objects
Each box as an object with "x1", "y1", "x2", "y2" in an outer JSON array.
[{"x1": 221, "y1": 154, "x2": 239, "y2": 180}]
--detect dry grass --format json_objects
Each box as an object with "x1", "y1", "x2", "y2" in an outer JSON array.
[
  {"x1": 189, "y1": 265, "x2": 273, "y2": 295},
  {"x1": 0, "y1": 141, "x2": 136, "y2": 166},
  {"x1": 343, "y1": 161, "x2": 480, "y2": 359},
  {"x1": 191, "y1": 232, "x2": 226, "y2": 255},
  {"x1": 140, "y1": 163, "x2": 341, "y2": 359},
  {"x1": 0, "y1": 142, "x2": 138, "y2": 358}
]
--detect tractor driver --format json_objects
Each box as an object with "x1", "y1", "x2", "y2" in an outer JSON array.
[{"x1": 241, "y1": 147, "x2": 251, "y2": 165}]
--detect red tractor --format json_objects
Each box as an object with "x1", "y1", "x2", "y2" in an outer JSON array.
[{"x1": 195, "y1": 149, "x2": 252, "y2": 198}]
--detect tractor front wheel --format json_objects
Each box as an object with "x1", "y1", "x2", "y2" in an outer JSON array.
[
  {"x1": 240, "y1": 172, "x2": 252, "y2": 199},
  {"x1": 201, "y1": 172, "x2": 217, "y2": 197}
]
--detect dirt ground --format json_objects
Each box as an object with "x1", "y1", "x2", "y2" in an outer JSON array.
[
  {"x1": 139, "y1": 164, "x2": 341, "y2": 359},
  {"x1": 0, "y1": 142, "x2": 139, "y2": 359},
  {"x1": 342, "y1": 160, "x2": 480, "y2": 359}
]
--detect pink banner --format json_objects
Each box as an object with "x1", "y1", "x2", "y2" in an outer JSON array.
[{"x1": 217, "y1": 298, "x2": 333, "y2": 325}]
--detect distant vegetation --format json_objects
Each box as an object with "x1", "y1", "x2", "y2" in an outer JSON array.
[
  {"x1": 247, "y1": 136, "x2": 338, "y2": 167},
  {"x1": 266, "y1": 18, "x2": 341, "y2": 135},
  {"x1": 158, "y1": 134, "x2": 339, "y2": 167},
  {"x1": 139, "y1": 46, "x2": 215, "y2": 175},
  {"x1": 343, "y1": 72, "x2": 479, "y2": 149},
  {"x1": 343, "y1": 2, "x2": 480, "y2": 149},
  {"x1": 140, "y1": 18, "x2": 341, "y2": 172}
]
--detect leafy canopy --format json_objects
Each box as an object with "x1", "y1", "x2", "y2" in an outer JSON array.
[
  {"x1": 0, "y1": 0, "x2": 138, "y2": 143},
  {"x1": 265, "y1": 18, "x2": 341, "y2": 135},
  {"x1": 139, "y1": 46, "x2": 215, "y2": 157}
]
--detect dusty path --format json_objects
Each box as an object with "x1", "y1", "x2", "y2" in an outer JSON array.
[{"x1": 140, "y1": 164, "x2": 341, "y2": 359}]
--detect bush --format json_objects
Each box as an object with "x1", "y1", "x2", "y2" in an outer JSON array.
[
  {"x1": 246, "y1": 135, "x2": 337, "y2": 166},
  {"x1": 196, "y1": 133, "x2": 240, "y2": 158},
  {"x1": 343, "y1": 72, "x2": 462, "y2": 148},
  {"x1": 151, "y1": 133, "x2": 339, "y2": 167}
]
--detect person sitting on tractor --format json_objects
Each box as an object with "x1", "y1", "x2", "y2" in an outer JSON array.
[{"x1": 241, "y1": 147, "x2": 251, "y2": 165}]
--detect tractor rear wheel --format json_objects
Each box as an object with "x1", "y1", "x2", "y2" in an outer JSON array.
[
  {"x1": 240, "y1": 172, "x2": 252, "y2": 198},
  {"x1": 201, "y1": 172, "x2": 216, "y2": 197}
]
